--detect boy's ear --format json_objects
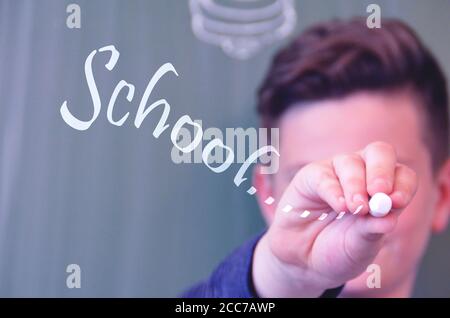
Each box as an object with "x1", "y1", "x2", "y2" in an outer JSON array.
[
  {"x1": 432, "y1": 158, "x2": 450, "y2": 233},
  {"x1": 253, "y1": 164, "x2": 277, "y2": 224}
]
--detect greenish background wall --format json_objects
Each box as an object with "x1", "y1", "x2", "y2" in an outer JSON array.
[{"x1": 0, "y1": 0, "x2": 449, "y2": 296}]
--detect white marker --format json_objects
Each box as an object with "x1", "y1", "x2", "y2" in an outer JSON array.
[{"x1": 369, "y1": 192, "x2": 392, "y2": 217}]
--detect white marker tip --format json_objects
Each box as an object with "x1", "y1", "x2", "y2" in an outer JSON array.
[{"x1": 369, "y1": 192, "x2": 392, "y2": 217}]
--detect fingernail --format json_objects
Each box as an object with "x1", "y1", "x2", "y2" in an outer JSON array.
[{"x1": 392, "y1": 191, "x2": 405, "y2": 204}]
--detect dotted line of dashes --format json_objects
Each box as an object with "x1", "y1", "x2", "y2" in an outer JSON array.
[{"x1": 247, "y1": 186, "x2": 363, "y2": 221}]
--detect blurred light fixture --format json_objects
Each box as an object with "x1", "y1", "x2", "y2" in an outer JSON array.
[{"x1": 189, "y1": 0, "x2": 297, "y2": 60}]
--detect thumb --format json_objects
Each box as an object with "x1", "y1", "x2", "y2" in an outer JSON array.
[{"x1": 344, "y1": 213, "x2": 398, "y2": 266}]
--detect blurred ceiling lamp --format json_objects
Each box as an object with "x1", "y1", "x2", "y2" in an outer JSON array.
[{"x1": 189, "y1": 0, "x2": 297, "y2": 60}]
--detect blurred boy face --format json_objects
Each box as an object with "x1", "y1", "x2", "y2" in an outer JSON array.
[{"x1": 259, "y1": 90, "x2": 449, "y2": 296}]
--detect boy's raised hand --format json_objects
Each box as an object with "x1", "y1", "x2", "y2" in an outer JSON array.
[{"x1": 253, "y1": 141, "x2": 418, "y2": 297}]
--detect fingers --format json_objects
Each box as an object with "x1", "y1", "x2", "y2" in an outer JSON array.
[
  {"x1": 361, "y1": 142, "x2": 397, "y2": 196},
  {"x1": 332, "y1": 154, "x2": 368, "y2": 214},
  {"x1": 277, "y1": 162, "x2": 347, "y2": 219},
  {"x1": 275, "y1": 142, "x2": 417, "y2": 227},
  {"x1": 300, "y1": 163, "x2": 344, "y2": 211},
  {"x1": 350, "y1": 161, "x2": 418, "y2": 238},
  {"x1": 390, "y1": 164, "x2": 418, "y2": 209},
  {"x1": 344, "y1": 216, "x2": 393, "y2": 267},
  {"x1": 331, "y1": 142, "x2": 400, "y2": 218}
]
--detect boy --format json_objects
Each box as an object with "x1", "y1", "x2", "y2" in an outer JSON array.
[{"x1": 184, "y1": 18, "x2": 450, "y2": 298}]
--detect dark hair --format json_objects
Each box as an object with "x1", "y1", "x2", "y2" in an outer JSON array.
[{"x1": 257, "y1": 18, "x2": 449, "y2": 170}]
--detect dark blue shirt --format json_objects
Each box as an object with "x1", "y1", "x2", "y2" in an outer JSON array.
[{"x1": 182, "y1": 232, "x2": 344, "y2": 298}]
